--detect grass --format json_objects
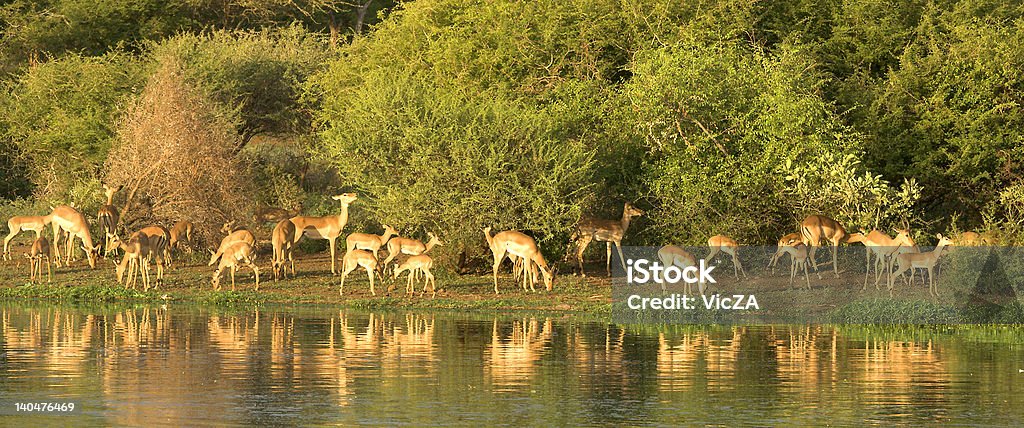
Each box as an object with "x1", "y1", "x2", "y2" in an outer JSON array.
[
  {"x1": 0, "y1": 243, "x2": 613, "y2": 313},
  {"x1": 2, "y1": 240, "x2": 1021, "y2": 323}
]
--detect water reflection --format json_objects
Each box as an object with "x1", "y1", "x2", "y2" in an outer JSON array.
[{"x1": 1, "y1": 303, "x2": 1023, "y2": 425}]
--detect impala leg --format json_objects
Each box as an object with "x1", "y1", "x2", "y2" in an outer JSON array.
[
  {"x1": 253, "y1": 263, "x2": 260, "y2": 292},
  {"x1": 862, "y1": 248, "x2": 871, "y2": 290},
  {"x1": 3, "y1": 229, "x2": 19, "y2": 261},
  {"x1": 329, "y1": 237, "x2": 338, "y2": 275},
  {"x1": 575, "y1": 234, "x2": 593, "y2": 276},
  {"x1": 803, "y1": 260, "x2": 811, "y2": 290},
  {"x1": 46, "y1": 257, "x2": 52, "y2": 283},
  {"x1": 831, "y1": 241, "x2": 840, "y2": 278},
  {"x1": 492, "y1": 249, "x2": 505, "y2": 295},
  {"x1": 230, "y1": 265, "x2": 237, "y2": 291},
  {"x1": 731, "y1": 250, "x2": 746, "y2": 279},
  {"x1": 614, "y1": 241, "x2": 627, "y2": 274},
  {"x1": 367, "y1": 267, "x2": 375, "y2": 296},
  {"x1": 605, "y1": 242, "x2": 612, "y2": 276}
]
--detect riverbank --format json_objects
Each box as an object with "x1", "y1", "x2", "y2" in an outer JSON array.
[
  {"x1": 2, "y1": 245, "x2": 1021, "y2": 322},
  {"x1": 0, "y1": 249, "x2": 614, "y2": 313}
]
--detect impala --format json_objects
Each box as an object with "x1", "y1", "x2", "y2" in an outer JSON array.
[
  {"x1": 800, "y1": 215, "x2": 847, "y2": 278},
  {"x1": 49, "y1": 205, "x2": 99, "y2": 269},
  {"x1": 346, "y1": 224, "x2": 398, "y2": 261},
  {"x1": 289, "y1": 193, "x2": 357, "y2": 275},
  {"x1": 110, "y1": 233, "x2": 150, "y2": 291},
  {"x1": 138, "y1": 224, "x2": 171, "y2": 272},
  {"x1": 209, "y1": 222, "x2": 256, "y2": 266},
  {"x1": 705, "y1": 235, "x2": 746, "y2": 279},
  {"x1": 846, "y1": 229, "x2": 916, "y2": 290},
  {"x1": 957, "y1": 231, "x2": 984, "y2": 246},
  {"x1": 254, "y1": 203, "x2": 302, "y2": 225},
  {"x1": 26, "y1": 236, "x2": 52, "y2": 283},
  {"x1": 483, "y1": 227, "x2": 553, "y2": 294},
  {"x1": 767, "y1": 232, "x2": 803, "y2": 273},
  {"x1": 888, "y1": 234, "x2": 955, "y2": 297},
  {"x1": 392, "y1": 254, "x2": 437, "y2": 298},
  {"x1": 271, "y1": 219, "x2": 296, "y2": 281},
  {"x1": 571, "y1": 202, "x2": 644, "y2": 276},
  {"x1": 381, "y1": 232, "x2": 443, "y2": 273},
  {"x1": 776, "y1": 241, "x2": 811, "y2": 290},
  {"x1": 4, "y1": 214, "x2": 53, "y2": 261},
  {"x1": 211, "y1": 240, "x2": 260, "y2": 291},
  {"x1": 656, "y1": 245, "x2": 699, "y2": 294},
  {"x1": 169, "y1": 220, "x2": 194, "y2": 255},
  {"x1": 97, "y1": 184, "x2": 121, "y2": 256},
  {"x1": 339, "y1": 249, "x2": 377, "y2": 296}
]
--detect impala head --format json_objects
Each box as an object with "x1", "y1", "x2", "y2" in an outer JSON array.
[
  {"x1": 846, "y1": 232, "x2": 865, "y2": 244},
  {"x1": 382, "y1": 224, "x2": 398, "y2": 236},
  {"x1": 936, "y1": 233, "x2": 954, "y2": 247},
  {"x1": 624, "y1": 203, "x2": 644, "y2": 218},
  {"x1": 220, "y1": 221, "x2": 236, "y2": 234},
  {"x1": 543, "y1": 265, "x2": 556, "y2": 292},
  {"x1": 426, "y1": 232, "x2": 444, "y2": 247},
  {"x1": 211, "y1": 269, "x2": 223, "y2": 290},
  {"x1": 332, "y1": 193, "x2": 358, "y2": 205},
  {"x1": 83, "y1": 244, "x2": 98, "y2": 269}
]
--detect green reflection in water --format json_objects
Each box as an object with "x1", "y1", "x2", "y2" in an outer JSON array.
[{"x1": 0, "y1": 301, "x2": 1022, "y2": 426}]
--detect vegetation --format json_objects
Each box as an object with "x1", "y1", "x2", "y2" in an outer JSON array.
[{"x1": 2, "y1": 0, "x2": 1024, "y2": 270}]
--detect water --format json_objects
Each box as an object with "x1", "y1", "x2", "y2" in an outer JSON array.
[{"x1": 1, "y1": 302, "x2": 1022, "y2": 426}]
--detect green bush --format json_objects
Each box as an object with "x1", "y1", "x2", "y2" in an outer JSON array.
[
  {"x1": 614, "y1": 40, "x2": 863, "y2": 244},
  {"x1": 0, "y1": 51, "x2": 145, "y2": 203}
]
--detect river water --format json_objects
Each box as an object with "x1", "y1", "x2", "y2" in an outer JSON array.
[{"x1": 1, "y1": 302, "x2": 1022, "y2": 426}]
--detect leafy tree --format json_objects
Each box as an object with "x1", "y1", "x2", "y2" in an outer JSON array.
[
  {"x1": 0, "y1": 51, "x2": 144, "y2": 202},
  {"x1": 151, "y1": 27, "x2": 332, "y2": 150}
]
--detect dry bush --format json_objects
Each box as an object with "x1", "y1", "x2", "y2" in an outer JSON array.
[{"x1": 105, "y1": 58, "x2": 251, "y2": 246}]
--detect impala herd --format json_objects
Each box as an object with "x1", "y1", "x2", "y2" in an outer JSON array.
[{"x1": 0, "y1": 185, "x2": 993, "y2": 299}]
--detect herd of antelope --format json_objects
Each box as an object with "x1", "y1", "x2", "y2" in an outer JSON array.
[{"x1": 0, "y1": 184, "x2": 994, "y2": 298}]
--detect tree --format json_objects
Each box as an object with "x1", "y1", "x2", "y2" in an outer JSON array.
[{"x1": 104, "y1": 56, "x2": 251, "y2": 244}]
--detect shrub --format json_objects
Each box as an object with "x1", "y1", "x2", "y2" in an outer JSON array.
[{"x1": 104, "y1": 56, "x2": 250, "y2": 246}]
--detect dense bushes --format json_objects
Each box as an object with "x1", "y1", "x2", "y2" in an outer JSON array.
[
  {"x1": 312, "y1": 70, "x2": 596, "y2": 258},
  {"x1": 3, "y1": 0, "x2": 1024, "y2": 259}
]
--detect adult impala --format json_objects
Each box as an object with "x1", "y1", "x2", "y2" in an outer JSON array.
[
  {"x1": 169, "y1": 220, "x2": 193, "y2": 256},
  {"x1": 657, "y1": 245, "x2": 698, "y2": 294},
  {"x1": 800, "y1": 215, "x2": 847, "y2": 278},
  {"x1": 50, "y1": 205, "x2": 99, "y2": 269},
  {"x1": 380, "y1": 232, "x2": 443, "y2": 274},
  {"x1": 289, "y1": 193, "x2": 358, "y2": 275},
  {"x1": 888, "y1": 234, "x2": 954, "y2": 297},
  {"x1": 209, "y1": 222, "x2": 256, "y2": 266},
  {"x1": 97, "y1": 184, "x2": 121, "y2": 256},
  {"x1": 346, "y1": 224, "x2": 398, "y2": 261},
  {"x1": 271, "y1": 219, "x2": 296, "y2": 281},
  {"x1": 572, "y1": 202, "x2": 644, "y2": 276},
  {"x1": 847, "y1": 229, "x2": 916, "y2": 290},
  {"x1": 4, "y1": 214, "x2": 53, "y2": 261},
  {"x1": 483, "y1": 227, "x2": 554, "y2": 293},
  {"x1": 705, "y1": 235, "x2": 747, "y2": 279},
  {"x1": 339, "y1": 249, "x2": 377, "y2": 296}
]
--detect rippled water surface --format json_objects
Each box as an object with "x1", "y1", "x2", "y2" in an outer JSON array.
[{"x1": 1, "y1": 302, "x2": 1023, "y2": 426}]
